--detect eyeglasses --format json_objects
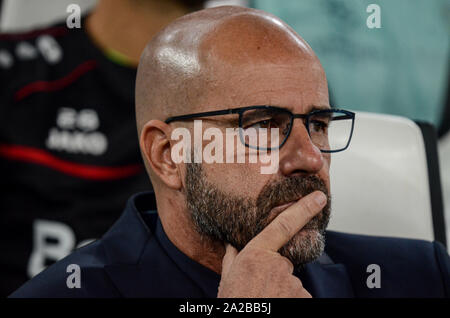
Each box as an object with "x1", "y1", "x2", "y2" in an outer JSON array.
[{"x1": 165, "y1": 105, "x2": 355, "y2": 153}]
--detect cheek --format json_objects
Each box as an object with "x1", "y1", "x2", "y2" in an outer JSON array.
[
  {"x1": 321, "y1": 153, "x2": 331, "y2": 192},
  {"x1": 201, "y1": 162, "x2": 272, "y2": 198}
]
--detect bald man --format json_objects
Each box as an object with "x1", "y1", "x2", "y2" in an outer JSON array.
[
  {"x1": 0, "y1": 0, "x2": 207, "y2": 297},
  {"x1": 11, "y1": 6, "x2": 450, "y2": 298}
]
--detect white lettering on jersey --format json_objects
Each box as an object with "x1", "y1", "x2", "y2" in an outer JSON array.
[
  {"x1": 56, "y1": 107, "x2": 77, "y2": 130},
  {"x1": 0, "y1": 49, "x2": 14, "y2": 69},
  {"x1": 77, "y1": 109, "x2": 99, "y2": 132},
  {"x1": 27, "y1": 219, "x2": 96, "y2": 278},
  {"x1": 27, "y1": 219, "x2": 75, "y2": 278},
  {"x1": 46, "y1": 108, "x2": 108, "y2": 156},
  {"x1": 15, "y1": 41, "x2": 38, "y2": 60},
  {"x1": 36, "y1": 35, "x2": 63, "y2": 64}
]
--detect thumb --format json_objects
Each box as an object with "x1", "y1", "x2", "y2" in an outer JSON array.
[{"x1": 221, "y1": 243, "x2": 238, "y2": 277}]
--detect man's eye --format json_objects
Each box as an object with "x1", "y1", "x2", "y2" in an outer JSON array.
[
  {"x1": 246, "y1": 119, "x2": 272, "y2": 129},
  {"x1": 310, "y1": 120, "x2": 328, "y2": 133}
]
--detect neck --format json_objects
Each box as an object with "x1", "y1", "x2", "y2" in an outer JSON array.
[
  {"x1": 156, "y1": 189, "x2": 226, "y2": 274},
  {"x1": 86, "y1": 0, "x2": 191, "y2": 66}
]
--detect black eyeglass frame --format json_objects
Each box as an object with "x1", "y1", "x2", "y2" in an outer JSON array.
[{"x1": 165, "y1": 105, "x2": 355, "y2": 153}]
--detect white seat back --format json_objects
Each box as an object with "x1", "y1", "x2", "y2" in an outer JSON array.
[
  {"x1": 438, "y1": 132, "x2": 450, "y2": 250},
  {"x1": 329, "y1": 111, "x2": 434, "y2": 241}
]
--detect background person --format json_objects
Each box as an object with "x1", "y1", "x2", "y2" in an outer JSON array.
[{"x1": 0, "y1": 0, "x2": 206, "y2": 296}]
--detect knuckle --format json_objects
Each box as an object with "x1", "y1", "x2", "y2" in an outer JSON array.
[
  {"x1": 277, "y1": 256, "x2": 294, "y2": 273},
  {"x1": 291, "y1": 275, "x2": 303, "y2": 288}
]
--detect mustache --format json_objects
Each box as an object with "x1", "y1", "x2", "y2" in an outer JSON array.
[{"x1": 256, "y1": 175, "x2": 330, "y2": 219}]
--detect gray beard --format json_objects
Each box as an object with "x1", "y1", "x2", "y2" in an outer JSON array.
[{"x1": 185, "y1": 163, "x2": 331, "y2": 266}]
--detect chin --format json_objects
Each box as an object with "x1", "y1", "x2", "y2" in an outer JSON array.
[{"x1": 279, "y1": 228, "x2": 326, "y2": 266}]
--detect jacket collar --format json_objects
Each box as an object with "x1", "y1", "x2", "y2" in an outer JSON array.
[
  {"x1": 300, "y1": 253, "x2": 355, "y2": 298},
  {"x1": 102, "y1": 192, "x2": 207, "y2": 297},
  {"x1": 101, "y1": 192, "x2": 155, "y2": 265}
]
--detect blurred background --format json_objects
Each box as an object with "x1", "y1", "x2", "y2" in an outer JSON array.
[
  {"x1": 0, "y1": 0, "x2": 448, "y2": 295},
  {"x1": 1, "y1": 0, "x2": 448, "y2": 128}
]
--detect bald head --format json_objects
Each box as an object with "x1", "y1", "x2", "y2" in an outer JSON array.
[{"x1": 135, "y1": 5, "x2": 324, "y2": 134}]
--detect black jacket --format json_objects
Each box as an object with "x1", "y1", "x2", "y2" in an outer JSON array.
[{"x1": 10, "y1": 192, "x2": 450, "y2": 298}]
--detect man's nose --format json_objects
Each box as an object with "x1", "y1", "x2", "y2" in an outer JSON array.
[{"x1": 278, "y1": 120, "x2": 324, "y2": 176}]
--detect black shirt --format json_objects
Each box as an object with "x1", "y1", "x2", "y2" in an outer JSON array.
[
  {"x1": 151, "y1": 214, "x2": 221, "y2": 297},
  {"x1": 0, "y1": 19, "x2": 152, "y2": 295}
]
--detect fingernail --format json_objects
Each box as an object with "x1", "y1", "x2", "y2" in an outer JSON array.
[{"x1": 314, "y1": 192, "x2": 327, "y2": 205}]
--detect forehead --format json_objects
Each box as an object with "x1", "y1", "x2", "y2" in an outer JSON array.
[
  {"x1": 192, "y1": 14, "x2": 329, "y2": 115},
  {"x1": 199, "y1": 13, "x2": 314, "y2": 65},
  {"x1": 194, "y1": 61, "x2": 330, "y2": 116}
]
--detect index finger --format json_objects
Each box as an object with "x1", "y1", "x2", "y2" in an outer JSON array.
[{"x1": 246, "y1": 191, "x2": 327, "y2": 252}]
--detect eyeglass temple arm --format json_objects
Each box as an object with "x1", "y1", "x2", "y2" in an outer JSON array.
[
  {"x1": 292, "y1": 113, "x2": 354, "y2": 121},
  {"x1": 165, "y1": 109, "x2": 236, "y2": 123}
]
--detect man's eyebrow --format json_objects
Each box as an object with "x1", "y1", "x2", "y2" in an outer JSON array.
[
  {"x1": 201, "y1": 116, "x2": 240, "y2": 127},
  {"x1": 306, "y1": 105, "x2": 331, "y2": 113},
  {"x1": 279, "y1": 104, "x2": 331, "y2": 114}
]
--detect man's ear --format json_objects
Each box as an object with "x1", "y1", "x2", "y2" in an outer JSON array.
[{"x1": 140, "y1": 120, "x2": 182, "y2": 190}]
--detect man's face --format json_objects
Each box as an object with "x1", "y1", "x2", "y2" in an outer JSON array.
[{"x1": 180, "y1": 53, "x2": 332, "y2": 266}]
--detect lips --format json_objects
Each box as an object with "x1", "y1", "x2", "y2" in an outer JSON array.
[{"x1": 267, "y1": 197, "x2": 323, "y2": 233}]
